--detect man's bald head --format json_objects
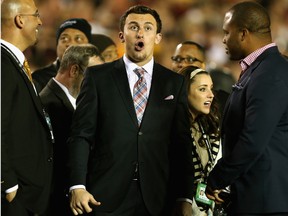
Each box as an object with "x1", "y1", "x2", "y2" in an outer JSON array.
[
  {"x1": 2, "y1": 0, "x2": 30, "y2": 20},
  {"x1": 1, "y1": 0, "x2": 41, "y2": 51}
]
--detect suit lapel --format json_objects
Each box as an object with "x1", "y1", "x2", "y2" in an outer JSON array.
[
  {"x1": 21, "y1": 66, "x2": 49, "y2": 126},
  {"x1": 140, "y1": 64, "x2": 163, "y2": 125},
  {"x1": 111, "y1": 60, "x2": 169, "y2": 128},
  {"x1": 20, "y1": 63, "x2": 45, "y2": 117},
  {"x1": 46, "y1": 79, "x2": 75, "y2": 112},
  {"x1": 112, "y1": 59, "x2": 138, "y2": 127},
  {"x1": 3, "y1": 48, "x2": 46, "y2": 121},
  {"x1": 222, "y1": 47, "x2": 276, "y2": 128}
]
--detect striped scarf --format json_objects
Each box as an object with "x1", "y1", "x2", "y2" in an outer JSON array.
[{"x1": 191, "y1": 128, "x2": 220, "y2": 184}]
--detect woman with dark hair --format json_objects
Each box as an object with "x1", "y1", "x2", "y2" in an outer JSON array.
[{"x1": 179, "y1": 65, "x2": 222, "y2": 216}]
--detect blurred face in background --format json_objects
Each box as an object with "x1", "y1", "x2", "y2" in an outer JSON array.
[
  {"x1": 101, "y1": 44, "x2": 118, "y2": 62},
  {"x1": 56, "y1": 28, "x2": 89, "y2": 61},
  {"x1": 87, "y1": 55, "x2": 104, "y2": 66},
  {"x1": 171, "y1": 44, "x2": 205, "y2": 72}
]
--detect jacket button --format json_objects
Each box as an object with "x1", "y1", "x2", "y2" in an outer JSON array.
[
  {"x1": 138, "y1": 131, "x2": 143, "y2": 135},
  {"x1": 47, "y1": 157, "x2": 53, "y2": 162}
]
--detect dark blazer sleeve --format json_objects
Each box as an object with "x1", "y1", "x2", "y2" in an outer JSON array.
[
  {"x1": 169, "y1": 72, "x2": 195, "y2": 200},
  {"x1": 1, "y1": 53, "x2": 20, "y2": 189},
  {"x1": 66, "y1": 65, "x2": 99, "y2": 186}
]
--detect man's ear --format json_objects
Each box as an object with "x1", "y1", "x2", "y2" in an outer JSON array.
[
  {"x1": 240, "y1": 28, "x2": 249, "y2": 41},
  {"x1": 70, "y1": 64, "x2": 79, "y2": 78},
  {"x1": 119, "y1": 32, "x2": 125, "y2": 43},
  {"x1": 14, "y1": 15, "x2": 24, "y2": 29},
  {"x1": 154, "y1": 33, "x2": 162, "y2": 45}
]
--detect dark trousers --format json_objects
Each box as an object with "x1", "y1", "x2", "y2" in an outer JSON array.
[
  {"x1": 44, "y1": 192, "x2": 73, "y2": 216},
  {"x1": 86, "y1": 180, "x2": 150, "y2": 216}
]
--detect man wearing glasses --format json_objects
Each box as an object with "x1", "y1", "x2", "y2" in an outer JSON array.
[
  {"x1": 1, "y1": 0, "x2": 54, "y2": 215},
  {"x1": 171, "y1": 41, "x2": 206, "y2": 72}
]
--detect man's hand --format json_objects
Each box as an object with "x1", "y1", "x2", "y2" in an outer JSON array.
[
  {"x1": 172, "y1": 201, "x2": 192, "y2": 216},
  {"x1": 6, "y1": 190, "x2": 17, "y2": 202},
  {"x1": 70, "y1": 188, "x2": 101, "y2": 215},
  {"x1": 205, "y1": 186, "x2": 224, "y2": 205}
]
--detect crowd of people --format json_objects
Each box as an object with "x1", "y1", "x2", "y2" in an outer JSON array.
[
  {"x1": 25, "y1": 0, "x2": 288, "y2": 81},
  {"x1": 2, "y1": 0, "x2": 288, "y2": 216}
]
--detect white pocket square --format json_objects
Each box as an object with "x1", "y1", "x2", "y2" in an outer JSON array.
[{"x1": 164, "y1": 95, "x2": 174, "y2": 100}]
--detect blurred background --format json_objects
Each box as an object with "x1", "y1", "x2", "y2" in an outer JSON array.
[{"x1": 27, "y1": 0, "x2": 288, "y2": 81}]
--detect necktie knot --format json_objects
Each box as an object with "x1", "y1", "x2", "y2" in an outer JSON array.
[{"x1": 134, "y1": 67, "x2": 145, "y2": 79}]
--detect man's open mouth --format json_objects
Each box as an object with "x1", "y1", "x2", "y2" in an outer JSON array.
[{"x1": 135, "y1": 41, "x2": 144, "y2": 51}]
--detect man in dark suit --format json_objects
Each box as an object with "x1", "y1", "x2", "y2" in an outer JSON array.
[
  {"x1": 67, "y1": 5, "x2": 194, "y2": 216},
  {"x1": 206, "y1": 2, "x2": 288, "y2": 216},
  {"x1": 39, "y1": 44, "x2": 103, "y2": 216},
  {"x1": 1, "y1": 0, "x2": 54, "y2": 215}
]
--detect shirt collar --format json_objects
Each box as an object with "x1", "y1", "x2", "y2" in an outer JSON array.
[
  {"x1": 239, "y1": 43, "x2": 276, "y2": 72},
  {"x1": 123, "y1": 54, "x2": 154, "y2": 77},
  {"x1": 52, "y1": 78, "x2": 76, "y2": 109},
  {"x1": 0, "y1": 39, "x2": 25, "y2": 65}
]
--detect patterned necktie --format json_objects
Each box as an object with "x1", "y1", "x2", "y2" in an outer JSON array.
[
  {"x1": 23, "y1": 59, "x2": 33, "y2": 82},
  {"x1": 133, "y1": 67, "x2": 148, "y2": 126}
]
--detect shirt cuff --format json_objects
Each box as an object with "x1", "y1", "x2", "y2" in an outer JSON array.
[
  {"x1": 5, "y1": 185, "x2": 18, "y2": 193},
  {"x1": 69, "y1": 185, "x2": 86, "y2": 192}
]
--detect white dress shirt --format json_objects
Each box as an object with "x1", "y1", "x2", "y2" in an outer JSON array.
[
  {"x1": 123, "y1": 54, "x2": 153, "y2": 97},
  {"x1": 53, "y1": 78, "x2": 76, "y2": 109}
]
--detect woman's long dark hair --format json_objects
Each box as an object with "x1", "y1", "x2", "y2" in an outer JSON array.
[{"x1": 179, "y1": 65, "x2": 220, "y2": 137}]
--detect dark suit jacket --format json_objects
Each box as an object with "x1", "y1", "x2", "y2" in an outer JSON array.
[
  {"x1": 1, "y1": 46, "x2": 54, "y2": 214},
  {"x1": 214, "y1": 89, "x2": 230, "y2": 121},
  {"x1": 207, "y1": 47, "x2": 288, "y2": 214},
  {"x1": 39, "y1": 79, "x2": 74, "y2": 215},
  {"x1": 67, "y1": 58, "x2": 194, "y2": 215},
  {"x1": 32, "y1": 60, "x2": 59, "y2": 92}
]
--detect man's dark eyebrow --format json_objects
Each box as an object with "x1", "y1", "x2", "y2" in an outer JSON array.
[
  {"x1": 144, "y1": 21, "x2": 154, "y2": 26},
  {"x1": 127, "y1": 21, "x2": 154, "y2": 26},
  {"x1": 127, "y1": 21, "x2": 138, "y2": 25}
]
